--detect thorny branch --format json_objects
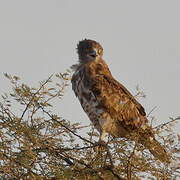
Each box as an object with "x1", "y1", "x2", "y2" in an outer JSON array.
[
  {"x1": 147, "y1": 106, "x2": 157, "y2": 117},
  {"x1": 126, "y1": 143, "x2": 137, "y2": 180},
  {"x1": 40, "y1": 106, "x2": 94, "y2": 145},
  {"x1": 39, "y1": 106, "x2": 126, "y2": 179},
  {"x1": 154, "y1": 117, "x2": 180, "y2": 129},
  {"x1": 20, "y1": 75, "x2": 53, "y2": 121}
]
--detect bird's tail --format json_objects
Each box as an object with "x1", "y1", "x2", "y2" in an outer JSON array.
[{"x1": 138, "y1": 129, "x2": 170, "y2": 163}]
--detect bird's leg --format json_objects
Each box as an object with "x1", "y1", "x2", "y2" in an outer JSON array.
[
  {"x1": 99, "y1": 130, "x2": 108, "y2": 146},
  {"x1": 93, "y1": 130, "x2": 107, "y2": 148},
  {"x1": 93, "y1": 131, "x2": 106, "y2": 154},
  {"x1": 97, "y1": 131, "x2": 114, "y2": 168}
]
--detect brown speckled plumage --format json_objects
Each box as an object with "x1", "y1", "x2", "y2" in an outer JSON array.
[{"x1": 71, "y1": 39, "x2": 170, "y2": 163}]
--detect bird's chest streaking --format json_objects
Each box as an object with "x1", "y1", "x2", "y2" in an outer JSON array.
[
  {"x1": 71, "y1": 62, "x2": 123, "y2": 136},
  {"x1": 71, "y1": 65, "x2": 102, "y2": 132}
]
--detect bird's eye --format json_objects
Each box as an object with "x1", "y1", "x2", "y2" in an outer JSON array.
[{"x1": 98, "y1": 49, "x2": 102, "y2": 55}]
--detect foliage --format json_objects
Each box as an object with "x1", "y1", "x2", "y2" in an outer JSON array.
[{"x1": 0, "y1": 72, "x2": 179, "y2": 180}]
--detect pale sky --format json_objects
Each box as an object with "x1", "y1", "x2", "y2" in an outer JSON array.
[{"x1": 0, "y1": 0, "x2": 179, "y2": 129}]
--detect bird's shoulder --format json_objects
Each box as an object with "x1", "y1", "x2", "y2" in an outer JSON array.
[
  {"x1": 83, "y1": 60, "x2": 146, "y2": 117},
  {"x1": 71, "y1": 60, "x2": 146, "y2": 117}
]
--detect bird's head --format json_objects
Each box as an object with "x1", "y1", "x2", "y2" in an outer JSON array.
[{"x1": 77, "y1": 39, "x2": 103, "y2": 64}]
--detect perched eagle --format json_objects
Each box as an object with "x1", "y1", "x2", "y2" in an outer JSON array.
[{"x1": 71, "y1": 39, "x2": 169, "y2": 163}]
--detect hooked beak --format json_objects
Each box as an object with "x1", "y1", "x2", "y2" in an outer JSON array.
[{"x1": 89, "y1": 50, "x2": 97, "y2": 58}]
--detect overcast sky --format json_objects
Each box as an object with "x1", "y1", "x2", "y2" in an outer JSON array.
[{"x1": 0, "y1": 0, "x2": 179, "y2": 129}]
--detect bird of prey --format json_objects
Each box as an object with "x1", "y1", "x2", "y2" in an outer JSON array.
[{"x1": 71, "y1": 39, "x2": 169, "y2": 163}]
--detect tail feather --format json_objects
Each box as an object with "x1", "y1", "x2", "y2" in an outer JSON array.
[{"x1": 138, "y1": 128, "x2": 170, "y2": 163}]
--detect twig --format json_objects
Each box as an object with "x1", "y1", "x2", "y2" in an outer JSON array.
[
  {"x1": 126, "y1": 143, "x2": 137, "y2": 180},
  {"x1": 147, "y1": 106, "x2": 157, "y2": 117},
  {"x1": 153, "y1": 117, "x2": 180, "y2": 130},
  {"x1": 107, "y1": 167, "x2": 126, "y2": 180},
  {"x1": 63, "y1": 153, "x2": 105, "y2": 180},
  {"x1": 20, "y1": 75, "x2": 53, "y2": 121},
  {"x1": 33, "y1": 145, "x2": 99, "y2": 154},
  {"x1": 103, "y1": 135, "x2": 114, "y2": 168},
  {"x1": 39, "y1": 147, "x2": 74, "y2": 166},
  {"x1": 40, "y1": 106, "x2": 94, "y2": 145}
]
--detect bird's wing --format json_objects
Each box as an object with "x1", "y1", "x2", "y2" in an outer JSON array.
[{"x1": 89, "y1": 73, "x2": 147, "y2": 128}]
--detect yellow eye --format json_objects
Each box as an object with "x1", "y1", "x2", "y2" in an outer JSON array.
[{"x1": 98, "y1": 49, "x2": 102, "y2": 54}]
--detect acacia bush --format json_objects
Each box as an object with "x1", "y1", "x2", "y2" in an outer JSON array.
[{"x1": 0, "y1": 72, "x2": 179, "y2": 180}]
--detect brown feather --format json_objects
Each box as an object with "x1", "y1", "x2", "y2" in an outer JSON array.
[{"x1": 82, "y1": 59, "x2": 147, "y2": 130}]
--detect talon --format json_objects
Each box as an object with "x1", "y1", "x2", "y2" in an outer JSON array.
[{"x1": 98, "y1": 140, "x2": 107, "y2": 147}]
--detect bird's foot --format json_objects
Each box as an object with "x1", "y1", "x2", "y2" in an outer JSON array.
[{"x1": 93, "y1": 140, "x2": 107, "y2": 152}]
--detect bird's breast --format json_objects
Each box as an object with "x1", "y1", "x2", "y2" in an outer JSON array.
[{"x1": 74, "y1": 74, "x2": 102, "y2": 113}]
